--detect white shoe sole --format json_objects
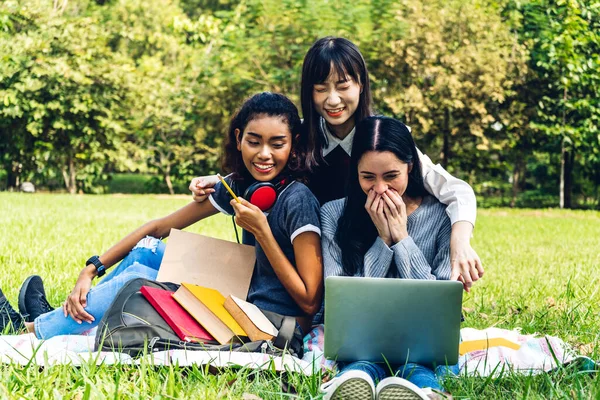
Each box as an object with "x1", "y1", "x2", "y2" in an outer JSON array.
[
  {"x1": 330, "y1": 377, "x2": 374, "y2": 400},
  {"x1": 377, "y1": 383, "x2": 428, "y2": 400}
]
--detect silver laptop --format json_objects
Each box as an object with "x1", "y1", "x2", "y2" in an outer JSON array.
[{"x1": 324, "y1": 276, "x2": 463, "y2": 366}]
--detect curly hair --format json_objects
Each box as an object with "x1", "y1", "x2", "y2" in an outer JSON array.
[{"x1": 222, "y1": 92, "x2": 308, "y2": 180}]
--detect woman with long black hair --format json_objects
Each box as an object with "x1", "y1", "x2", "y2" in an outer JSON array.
[{"x1": 319, "y1": 116, "x2": 455, "y2": 400}]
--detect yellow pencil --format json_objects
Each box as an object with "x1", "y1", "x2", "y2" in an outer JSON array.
[{"x1": 217, "y1": 174, "x2": 241, "y2": 203}]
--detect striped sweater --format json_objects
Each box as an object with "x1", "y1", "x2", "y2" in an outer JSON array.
[{"x1": 321, "y1": 195, "x2": 452, "y2": 280}]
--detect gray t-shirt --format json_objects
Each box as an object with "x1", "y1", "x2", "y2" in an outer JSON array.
[{"x1": 209, "y1": 176, "x2": 321, "y2": 316}]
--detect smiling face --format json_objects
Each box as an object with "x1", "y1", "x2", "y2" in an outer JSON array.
[
  {"x1": 236, "y1": 115, "x2": 292, "y2": 182},
  {"x1": 312, "y1": 67, "x2": 362, "y2": 138},
  {"x1": 357, "y1": 151, "x2": 411, "y2": 197}
]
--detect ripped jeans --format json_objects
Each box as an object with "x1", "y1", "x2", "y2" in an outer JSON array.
[{"x1": 34, "y1": 237, "x2": 165, "y2": 339}]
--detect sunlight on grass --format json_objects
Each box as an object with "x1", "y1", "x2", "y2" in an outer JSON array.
[{"x1": 0, "y1": 193, "x2": 598, "y2": 398}]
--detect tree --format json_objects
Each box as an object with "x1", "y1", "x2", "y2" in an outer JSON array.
[
  {"x1": 365, "y1": 0, "x2": 527, "y2": 185},
  {"x1": 0, "y1": 0, "x2": 133, "y2": 193},
  {"x1": 518, "y1": 0, "x2": 600, "y2": 208}
]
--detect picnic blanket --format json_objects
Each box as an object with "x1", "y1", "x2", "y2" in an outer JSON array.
[
  {"x1": 303, "y1": 325, "x2": 597, "y2": 377},
  {"x1": 0, "y1": 331, "x2": 318, "y2": 375},
  {"x1": 1, "y1": 327, "x2": 595, "y2": 377}
]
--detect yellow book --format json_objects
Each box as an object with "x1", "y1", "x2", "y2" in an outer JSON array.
[{"x1": 173, "y1": 282, "x2": 247, "y2": 344}]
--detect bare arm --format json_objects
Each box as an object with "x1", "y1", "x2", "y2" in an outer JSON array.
[
  {"x1": 65, "y1": 200, "x2": 219, "y2": 323},
  {"x1": 231, "y1": 199, "x2": 323, "y2": 316},
  {"x1": 257, "y1": 231, "x2": 323, "y2": 316},
  {"x1": 93, "y1": 201, "x2": 219, "y2": 274},
  {"x1": 449, "y1": 221, "x2": 483, "y2": 292}
]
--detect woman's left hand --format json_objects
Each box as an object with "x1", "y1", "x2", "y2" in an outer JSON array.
[
  {"x1": 449, "y1": 221, "x2": 484, "y2": 292},
  {"x1": 381, "y1": 189, "x2": 409, "y2": 244},
  {"x1": 230, "y1": 198, "x2": 269, "y2": 237}
]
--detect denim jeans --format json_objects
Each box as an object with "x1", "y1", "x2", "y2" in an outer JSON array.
[
  {"x1": 34, "y1": 237, "x2": 166, "y2": 339},
  {"x1": 338, "y1": 360, "x2": 459, "y2": 391}
]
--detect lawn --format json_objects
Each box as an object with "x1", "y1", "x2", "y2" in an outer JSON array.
[{"x1": 0, "y1": 193, "x2": 599, "y2": 399}]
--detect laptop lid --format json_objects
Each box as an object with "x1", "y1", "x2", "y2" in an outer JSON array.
[{"x1": 324, "y1": 276, "x2": 463, "y2": 366}]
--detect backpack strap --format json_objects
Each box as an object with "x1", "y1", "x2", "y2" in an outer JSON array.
[{"x1": 273, "y1": 315, "x2": 296, "y2": 350}]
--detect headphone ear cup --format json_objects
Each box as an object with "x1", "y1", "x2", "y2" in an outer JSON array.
[{"x1": 244, "y1": 182, "x2": 277, "y2": 211}]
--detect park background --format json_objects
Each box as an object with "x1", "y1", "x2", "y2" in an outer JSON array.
[
  {"x1": 1, "y1": 0, "x2": 599, "y2": 209},
  {"x1": 1, "y1": 0, "x2": 600, "y2": 398}
]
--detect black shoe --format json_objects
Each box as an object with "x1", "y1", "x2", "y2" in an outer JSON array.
[
  {"x1": 18, "y1": 275, "x2": 55, "y2": 322},
  {"x1": 0, "y1": 288, "x2": 25, "y2": 333}
]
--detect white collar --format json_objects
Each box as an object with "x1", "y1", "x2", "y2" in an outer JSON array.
[{"x1": 321, "y1": 117, "x2": 355, "y2": 157}]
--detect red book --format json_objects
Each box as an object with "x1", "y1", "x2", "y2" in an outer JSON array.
[{"x1": 140, "y1": 286, "x2": 215, "y2": 343}]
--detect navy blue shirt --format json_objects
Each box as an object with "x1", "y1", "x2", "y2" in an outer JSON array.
[{"x1": 209, "y1": 176, "x2": 321, "y2": 316}]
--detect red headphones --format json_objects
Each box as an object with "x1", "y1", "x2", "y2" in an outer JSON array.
[{"x1": 243, "y1": 177, "x2": 291, "y2": 212}]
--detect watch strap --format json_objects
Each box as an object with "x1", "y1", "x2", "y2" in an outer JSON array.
[{"x1": 86, "y1": 255, "x2": 106, "y2": 277}]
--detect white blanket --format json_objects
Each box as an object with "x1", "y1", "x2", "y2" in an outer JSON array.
[
  {"x1": 0, "y1": 333, "x2": 317, "y2": 375},
  {"x1": 2, "y1": 327, "x2": 594, "y2": 378}
]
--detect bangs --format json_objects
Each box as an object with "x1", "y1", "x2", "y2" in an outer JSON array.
[{"x1": 309, "y1": 46, "x2": 362, "y2": 85}]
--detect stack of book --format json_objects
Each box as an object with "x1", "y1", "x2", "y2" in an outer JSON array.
[
  {"x1": 142, "y1": 229, "x2": 279, "y2": 345},
  {"x1": 141, "y1": 282, "x2": 279, "y2": 345}
]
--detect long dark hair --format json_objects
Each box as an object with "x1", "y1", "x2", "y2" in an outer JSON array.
[
  {"x1": 222, "y1": 92, "x2": 305, "y2": 180},
  {"x1": 300, "y1": 37, "x2": 373, "y2": 168},
  {"x1": 336, "y1": 116, "x2": 428, "y2": 276}
]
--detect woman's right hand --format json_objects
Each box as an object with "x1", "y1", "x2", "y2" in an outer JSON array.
[
  {"x1": 365, "y1": 190, "x2": 392, "y2": 246},
  {"x1": 189, "y1": 175, "x2": 219, "y2": 202},
  {"x1": 63, "y1": 266, "x2": 95, "y2": 324}
]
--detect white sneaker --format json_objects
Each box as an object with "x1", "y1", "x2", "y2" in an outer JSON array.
[
  {"x1": 321, "y1": 370, "x2": 376, "y2": 400},
  {"x1": 375, "y1": 377, "x2": 429, "y2": 400}
]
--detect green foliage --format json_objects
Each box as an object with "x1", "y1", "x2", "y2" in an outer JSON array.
[
  {"x1": 0, "y1": 0, "x2": 598, "y2": 207},
  {"x1": 0, "y1": 0, "x2": 134, "y2": 193},
  {"x1": 508, "y1": 0, "x2": 600, "y2": 206}
]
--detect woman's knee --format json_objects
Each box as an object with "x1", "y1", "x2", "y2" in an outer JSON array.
[
  {"x1": 129, "y1": 236, "x2": 165, "y2": 270},
  {"x1": 120, "y1": 263, "x2": 158, "y2": 280},
  {"x1": 133, "y1": 236, "x2": 164, "y2": 254},
  {"x1": 396, "y1": 362, "x2": 432, "y2": 377}
]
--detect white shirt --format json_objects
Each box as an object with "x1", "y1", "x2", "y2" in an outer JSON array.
[
  {"x1": 321, "y1": 117, "x2": 355, "y2": 157},
  {"x1": 319, "y1": 117, "x2": 477, "y2": 226}
]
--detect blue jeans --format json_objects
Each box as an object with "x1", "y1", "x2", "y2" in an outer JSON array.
[
  {"x1": 34, "y1": 237, "x2": 166, "y2": 339},
  {"x1": 338, "y1": 361, "x2": 459, "y2": 391}
]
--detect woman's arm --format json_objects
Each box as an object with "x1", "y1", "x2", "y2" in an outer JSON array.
[
  {"x1": 93, "y1": 201, "x2": 218, "y2": 275},
  {"x1": 418, "y1": 149, "x2": 483, "y2": 289},
  {"x1": 449, "y1": 221, "x2": 483, "y2": 291},
  {"x1": 189, "y1": 175, "x2": 219, "y2": 202},
  {"x1": 232, "y1": 198, "x2": 323, "y2": 316},
  {"x1": 65, "y1": 200, "x2": 219, "y2": 323}
]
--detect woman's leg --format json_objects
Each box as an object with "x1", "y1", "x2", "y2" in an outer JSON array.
[
  {"x1": 99, "y1": 236, "x2": 165, "y2": 285},
  {"x1": 321, "y1": 361, "x2": 387, "y2": 400},
  {"x1": 33, "y1": 263, "x2": 158, "y2": 339},
  {"x1": 338, "y1": 361, "x2": 388, "y2": 383},
  {"x1": 396, "y1": 362, "x2": 443, "y2": 391}
]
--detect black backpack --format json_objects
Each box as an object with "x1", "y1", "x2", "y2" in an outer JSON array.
[{"x1": 94, "y1": 278, "x2": 304, "y2": 358}]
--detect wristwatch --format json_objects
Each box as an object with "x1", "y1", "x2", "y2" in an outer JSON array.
[{"x1": 86, "y1": 255, "x2": 107, "y2": 278}]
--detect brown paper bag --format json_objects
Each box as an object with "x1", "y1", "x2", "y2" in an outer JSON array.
[{"x1": 156, "y1": 229, "x2": 255, "y2": 300}]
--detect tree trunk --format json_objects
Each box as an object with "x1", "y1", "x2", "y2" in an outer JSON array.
[
  {"x1": 441, "y1": 108, "x2": 451, "y2": 168},
  {"x1": 564, "y1": 147, "x2": 574, "y2": 209},
  {"x1": 560, "y1": 141, "x2": 565, "y2": 209},
  {"x1": 560, "y1": 140, "x2": 574, "y2": 209},
  {"x1": 164, "y1": 165, "x2": 174, "y2": 195},
  {"x1": 510, "y1": 159, "x2": 523, "y2": 208},
  {"x1": 62, "y1": 156, "x2": 77, "y2": 194}
]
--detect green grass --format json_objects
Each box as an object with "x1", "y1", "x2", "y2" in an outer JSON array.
[{"x1": 1, "y1": 193, "x2": 599, "y2": 398}]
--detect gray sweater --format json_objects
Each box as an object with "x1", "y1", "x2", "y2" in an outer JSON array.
[{"x1": 321, "y1": 195, "x2": 452, "y2": 280}]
